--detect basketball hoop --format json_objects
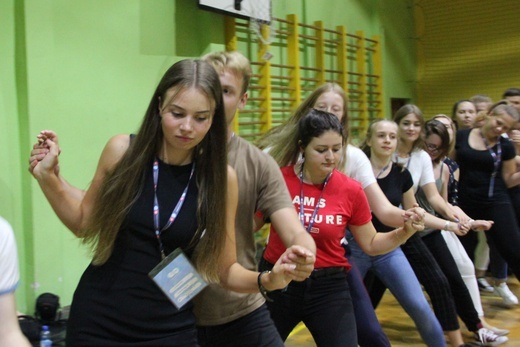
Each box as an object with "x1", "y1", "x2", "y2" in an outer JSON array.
[{"x1": 248, "y1": 0, "x2": 275, "y2": 47}]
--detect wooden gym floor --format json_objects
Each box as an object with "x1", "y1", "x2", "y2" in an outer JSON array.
[{"x1": 285, "y1": 276, "x2": 520, "y2": 346}]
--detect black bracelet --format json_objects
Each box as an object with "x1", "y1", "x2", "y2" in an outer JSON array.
[{"x1": 257, "y1": 270, "x2": 274, "y2": 302}]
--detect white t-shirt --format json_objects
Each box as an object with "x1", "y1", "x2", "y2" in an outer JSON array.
[
  {"x1": 342, "y1": 144, "x2": 376, "y2": 188},
  {"x1": 393, "y1": 149, "x2": 435, "y2": 193},
  {"x1": 0, "y1": 217, "x2": 20, "y2": 295}
]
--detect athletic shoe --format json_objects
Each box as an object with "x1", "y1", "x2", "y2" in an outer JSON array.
[
  {"x1": 485, "y1": 326, "x2": 510, "y2": 337},
  {"x1": 475, "y1": 328, "x2": 508, "y2": 346},
  {"x1": 477, "y1": 277, "x2": 494, "y2": 293},
  {"x1": 486, "y1": 326, "x2": 510, "y2": 337},
  {"x1": 494, "y1": 282, "x2": 519, "y2": 306}
]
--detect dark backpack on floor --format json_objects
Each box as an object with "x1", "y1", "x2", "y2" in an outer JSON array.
[{"x1": 35, "y1": 292, "x2": 60, "y2": 323}]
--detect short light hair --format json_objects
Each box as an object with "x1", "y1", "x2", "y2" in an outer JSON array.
[
  {"x1": 469, "y1": 94, "x2": 492, "y2": 105},
  {"x1": 489, "y1": 100, "x2": 520, "y2": 122},
  {"x1": 202, "y1": 51, "x2": 252, "y2": 95}
]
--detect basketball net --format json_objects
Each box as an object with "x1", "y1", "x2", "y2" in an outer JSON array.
[{"x1": 248, "y1": 0, "x2": 275, "y2": 49}]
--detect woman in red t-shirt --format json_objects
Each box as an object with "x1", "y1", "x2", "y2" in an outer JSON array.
[{"x1": 259, "y1": 109, "x2": 423, "y2": 347}]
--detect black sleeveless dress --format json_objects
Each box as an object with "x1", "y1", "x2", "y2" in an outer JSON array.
[{"x1": 66, "y1": 159, "x2": 200, "y2": 346}]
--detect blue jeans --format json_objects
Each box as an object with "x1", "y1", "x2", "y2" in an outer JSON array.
[
  {"x1": 197, "y1": 304, "x2": 284, "y2": 347},
  {"x1": 347, "y1": 262, "x2": 391, "y2": 347},
  {"x1": 343, "y1": 243, "x2": 391, "y2": 347},
  {"x1": 347, "y1": 234, "x2": 445, "y2": 347}
]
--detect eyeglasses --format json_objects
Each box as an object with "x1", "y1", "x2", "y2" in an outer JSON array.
[{"x1": 425, "y1": 143, "x2": 440, "y2": 152}]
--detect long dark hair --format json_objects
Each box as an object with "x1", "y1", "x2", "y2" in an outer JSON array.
[
  {"x1": 424, "y1": 119, "x2": 450, "y2": 164},
  {"x1": 85, "y1": 60, "x2": 228, "y2": 282},
  {"x1": 296, "y1": 109, "x2": 345, "y2": 160},
  {"x1": 432, "y1": 114, "x2": 456, "y2": 154},
  {"x1": 451, "y1": 99, "x2": 475, "y2": 130}
]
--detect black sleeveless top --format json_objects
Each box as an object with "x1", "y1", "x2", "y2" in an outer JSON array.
[{"x1": 66, "y1": 159, "x2": 200, "y2": 346}]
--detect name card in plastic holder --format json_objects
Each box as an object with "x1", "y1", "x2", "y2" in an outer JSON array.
[{"x1": 149, "y1": 248, "x2": 207, "y2": 309}]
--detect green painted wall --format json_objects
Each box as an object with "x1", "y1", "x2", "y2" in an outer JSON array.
[
  {"x1": 1, "y1": 0, "x2": 32, "y2": 312},
  {"x1": 3, "y1": 0, "x2": 416, "y2": 312}
]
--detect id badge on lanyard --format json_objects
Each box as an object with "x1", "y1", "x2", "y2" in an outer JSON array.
[
  {"x1": 149, "y1": 248, "x2": 207, "y2": 309},
  {"x1": 148, "y1": 159, "x2": 206, "y2": 308}
]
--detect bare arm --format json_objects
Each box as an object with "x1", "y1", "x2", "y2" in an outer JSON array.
[
  {"x1": 453, "y1": 166, "x2": 460, "y2": 181},
  {"x1": 439, "y1": 163, "x2": 449, "y2": 201},
  {"x1": 402, "y1": 187, "x2": 467, "y2": 236},
  {"x1": 0, "y1": 293, "x2": 31, "y2": 347},
  {"x1": 349, "y1": 219, "x2": 417, "y2": 256},
  {"x1": 30, "y1": 133, "x2": 129, "y2": 234},
  {"x1": 509, "y1": 129, "x2": 520, "y2": 155},
  {"x1": 421, "y1": 182, "x2": 457, "y2": 220},
  {"x1": 503, "y1": 158, "x2": 520, "y2": 188},
  {"x1": 515, "y1": 155, "x2": 520, "y2": 170}
]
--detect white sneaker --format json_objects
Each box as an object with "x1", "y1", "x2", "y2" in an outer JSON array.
[
  {"x1": 482, "y1": 322, "x2": 510, "y2": 336},
  {"x1": 494, "y1": 282, "x2": 519, "y2": 306},
  {"x1": 477, "y1": 277, "x2": 495, "y2": 293},
  {"x1": 475, "y1": 328, "x2": 509, "y2": 346},
  {"x1": 488, "y1": 326, "x2": 510, "y2": 336}
]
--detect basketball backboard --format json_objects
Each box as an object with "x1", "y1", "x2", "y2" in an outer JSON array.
[{"x1": 198, "y1": 0, "x2": 271, "y2": 23}]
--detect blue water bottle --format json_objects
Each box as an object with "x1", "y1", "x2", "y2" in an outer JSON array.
[{"x1": 40, "y1": 325, "x2": 52, "y2": 347}]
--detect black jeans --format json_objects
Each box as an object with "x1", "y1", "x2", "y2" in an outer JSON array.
[
  {"x1": 259, "y1": 258, "x2": 357, "y2": 347},
  {"x1": 459, "y1": 200, "x2": 520, "y2": 281},
  {"x1": 197, "y1": 304, "x2": 284, "y2": 347}
]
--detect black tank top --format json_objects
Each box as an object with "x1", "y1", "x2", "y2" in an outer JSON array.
[{"x1": 66, "y1": 158, "x2": 200, "y2": 346}]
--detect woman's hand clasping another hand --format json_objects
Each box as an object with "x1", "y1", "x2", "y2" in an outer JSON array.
[
  {"x1": 402, "y1": 204, "x2": 426, "y2": 232},
  {"x1": 28, "y1": 130, "x2": 61, "y2": 178},
  {"x1": 264, "y1": 245, "x2": 316, "y2": 290}
]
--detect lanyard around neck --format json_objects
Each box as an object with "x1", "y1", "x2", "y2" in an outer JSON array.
[
  {"x1": 393, "y1": 151, "x2": 412, "y2": 170},
  {"x1": 153, "y1": 159, "x2": 195, "y2": 259},
  {"x1": 480, "y1": 130, "x2": 501, "y2": 198},
  {"x1": 298, "y1": 165, "x2": 332, "y2": 233},
  {"x1": 376, "y1": 161, "x2": 392, "y2": 179}
]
